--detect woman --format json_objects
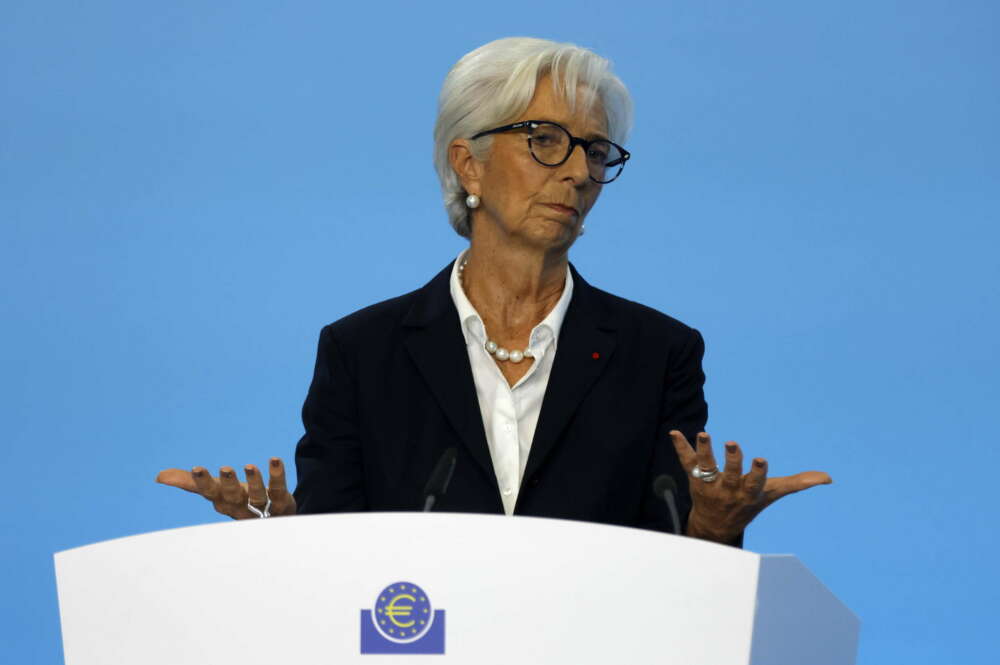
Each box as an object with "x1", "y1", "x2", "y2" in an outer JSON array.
[{"x1": 157, "y1": 37, "x2": 831, "y2": 545}]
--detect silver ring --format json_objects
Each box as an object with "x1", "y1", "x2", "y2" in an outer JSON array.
[
  {"x1": 691, "y1": 466, "x2": 720, "y2": 483},
  {"x1": 247, "y1": 493, "x2": 272, "y2": 518}
]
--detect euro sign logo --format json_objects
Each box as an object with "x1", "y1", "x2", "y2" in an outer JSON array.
[
  {"x1": 361, "y1": 581, "x2": 445, "y2": 654},
  {"x1": 384, "y1": 594, "x2": 417, "y2": 629}
]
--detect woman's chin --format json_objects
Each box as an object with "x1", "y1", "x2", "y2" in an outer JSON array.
[{"x1": 522, "y1": 224, "x2": 577, "y2": 252}]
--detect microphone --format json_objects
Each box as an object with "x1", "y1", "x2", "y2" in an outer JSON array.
[
  {"x1": 652, "y1": 474, "x2": 681, "y2": 535},
  {"x1": 421, "y1": 448, "x2": 458, "y2": 512}
]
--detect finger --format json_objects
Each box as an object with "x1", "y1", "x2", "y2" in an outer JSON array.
[
  {"x1": 267, "y1": 458, "x2": 289, "y2": 494},
  {"x1": 267, "y1": 458, "x2": 296, "y2": 515},
  {"x1": 695, "y1": 432, "x2": 719, "y2": 472},
  {"x1": 764, "y1": 471, "x2": 833, "y2": 503},
  {"x1": 744, "y1": 458, "x2": 768, "y2": 496},
  {"x1": 668, "y1": 430, "x2": 697, "y2": 471},
  {"x1": 245, "y1": 465, "x2": 267, "y2": 508},
  {"x1": 191, "y1": 466, "x2": 220, "y2": 501},
  {"x1": 155, "y1": 468, "x2": 200, "y2": 493},
  {"x1": 721, "y1": 441, "x2": 743, "y2": 488},
  {"x1": 219, "y1": 467, "x2": 246, "y2": 505}
]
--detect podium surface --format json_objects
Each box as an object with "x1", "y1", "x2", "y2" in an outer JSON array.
[{"x1": 55, "y1": 513, "x2": 858, "y2": 664}]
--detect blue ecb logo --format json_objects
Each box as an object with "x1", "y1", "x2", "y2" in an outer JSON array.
[{"x1": 360, "y1": 581, "x2": 446, "y2": 654}]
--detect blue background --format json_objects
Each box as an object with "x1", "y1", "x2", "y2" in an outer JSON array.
[{"x1": 2, "y1": 1, "x2": 997, "y2": 662}]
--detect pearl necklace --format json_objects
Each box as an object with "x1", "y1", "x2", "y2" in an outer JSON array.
[{"x1": 458, "y1": 257, "x2": 534, "y2": 364}]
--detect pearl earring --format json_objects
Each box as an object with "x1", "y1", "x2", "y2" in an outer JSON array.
[
  {"x1": 578, "y1": 224, "x2": 586, "y2": 236},
  {"x1": 465, "y1": 194, "x2": 480, "y2": 209}
]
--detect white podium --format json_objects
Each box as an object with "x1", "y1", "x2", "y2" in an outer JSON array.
[{"x1": 54, "y1": 513, "x2": 858, "y2": 664}]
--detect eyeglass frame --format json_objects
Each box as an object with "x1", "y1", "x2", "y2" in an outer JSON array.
[{"x1": 469, "y1": 120, "x2": 631, "y2": 184}]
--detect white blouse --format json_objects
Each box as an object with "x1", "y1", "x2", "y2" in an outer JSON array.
[{"x1": 448, "y1": 250, "x2": 574, "y2": 515}]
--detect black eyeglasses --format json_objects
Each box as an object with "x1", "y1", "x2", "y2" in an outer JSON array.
[{"x1": 470, "y1": 120, "x2": 630, "y2": 184}]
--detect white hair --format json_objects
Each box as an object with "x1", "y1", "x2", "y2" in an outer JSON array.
[{"x1": 433, "y1": 37, "x2": 634, "y2": 237}]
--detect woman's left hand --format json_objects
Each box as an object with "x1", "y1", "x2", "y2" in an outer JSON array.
[{"x1": 669, "y1": 430, "x2": 832, "y2": 544}]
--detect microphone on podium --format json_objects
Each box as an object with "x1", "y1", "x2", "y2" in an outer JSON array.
[
  {"x1": 652, "y1": 474, "x2": 681, "y2": 535},
  {"x1": 421, "y1": 448, "x2": 457, "y2": 512}
]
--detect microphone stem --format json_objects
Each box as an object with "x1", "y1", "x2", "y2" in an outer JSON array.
[{"x1": 662, "y1": 491, "x2": 680, "y2": 536}]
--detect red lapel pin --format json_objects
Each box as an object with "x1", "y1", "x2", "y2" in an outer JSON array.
[{"x1": 592, "y1": 352, "x2": 600, "y2": 359}]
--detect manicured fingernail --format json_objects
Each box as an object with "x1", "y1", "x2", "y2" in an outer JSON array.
[
  {"x1": 221, "y1": 469, "x2": 233, "y2": 478},
  {"x1": 698, "y1": 433, "x2": 708, "y2": 442},
  {"x1": 192, "y1": 468, "x2": 204, "y2": 477},
  {"x1": 245, "y1": 467, "x2": 255, "y2": 476},
  {"x1": 725, "y1": 443, "x2": 737, "y2": 453},
  {"x1": 270, "y1": 459, "x2": 280, "y2": 468},
  {"x1": 754, "y1": 459, "x2": 765, "y2": 468}
]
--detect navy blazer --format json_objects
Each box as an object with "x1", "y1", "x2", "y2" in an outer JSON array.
[{"x1": 293, "y1": 261, "x2": 708, "y2": 534}]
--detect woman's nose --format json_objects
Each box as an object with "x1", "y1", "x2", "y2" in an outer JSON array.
[{"x1": 561, "y1": 143, "x2": 591, "y2": 183}]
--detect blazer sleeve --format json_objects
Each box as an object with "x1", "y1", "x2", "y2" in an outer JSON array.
[
  {"x1": 293, "y1": 325, "x2": 367, "y2": 513},
  {"x1": 638, "y1": 326, "x2": 708, "y2": 535},
  {"x1": 642, "y1": 327, "x2": 745, "y2": 547}
]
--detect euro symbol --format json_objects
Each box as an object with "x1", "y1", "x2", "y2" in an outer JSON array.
[{"x1": 385, "y1": 594, "x2": 416, "y2": 628}]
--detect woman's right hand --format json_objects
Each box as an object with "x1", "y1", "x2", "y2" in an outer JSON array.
[{"x1": 156, "y1": 458, "x2": 297, "y2": 519}]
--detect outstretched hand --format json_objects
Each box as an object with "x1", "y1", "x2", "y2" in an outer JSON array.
[
  {"x1": 669, "y1": 431, "x2": 831, "y2": 544},
  {"x1": 156, "y1": 458, "x2": 297, "y2": 519}
]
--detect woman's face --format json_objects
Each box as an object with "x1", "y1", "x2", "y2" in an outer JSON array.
[{"x1": 471, "y1": 76, "x2": 608, "y2": 252}]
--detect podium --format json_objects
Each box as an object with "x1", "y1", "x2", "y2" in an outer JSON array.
[{"x1": 54, "y1": 513, "x2": 858, "y2": 664}]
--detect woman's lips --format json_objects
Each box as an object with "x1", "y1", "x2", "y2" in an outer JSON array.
[{"x1": 543, "y1": 203, "x2": 578, "y2": 217}]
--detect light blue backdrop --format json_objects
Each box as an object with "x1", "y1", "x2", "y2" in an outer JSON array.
[{"x1": 2, "y1": 1, "x2": 997, "y2": 663}]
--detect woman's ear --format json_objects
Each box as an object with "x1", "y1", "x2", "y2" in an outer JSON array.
[{"x1": 449, "y1": 139, "x2": 484, "y2": 195}]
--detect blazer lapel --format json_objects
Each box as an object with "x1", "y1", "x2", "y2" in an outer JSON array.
[
  {"x1": 402, "y1": 263, "x2": 497, "y2": 486},
  {"x1": 522, "y1": 266, "x2": 618, "y2": 485}
]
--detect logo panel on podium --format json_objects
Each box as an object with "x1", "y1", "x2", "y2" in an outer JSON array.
[{"x1": 360, "y1": 581, "x2": 445, "y2": 654}]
